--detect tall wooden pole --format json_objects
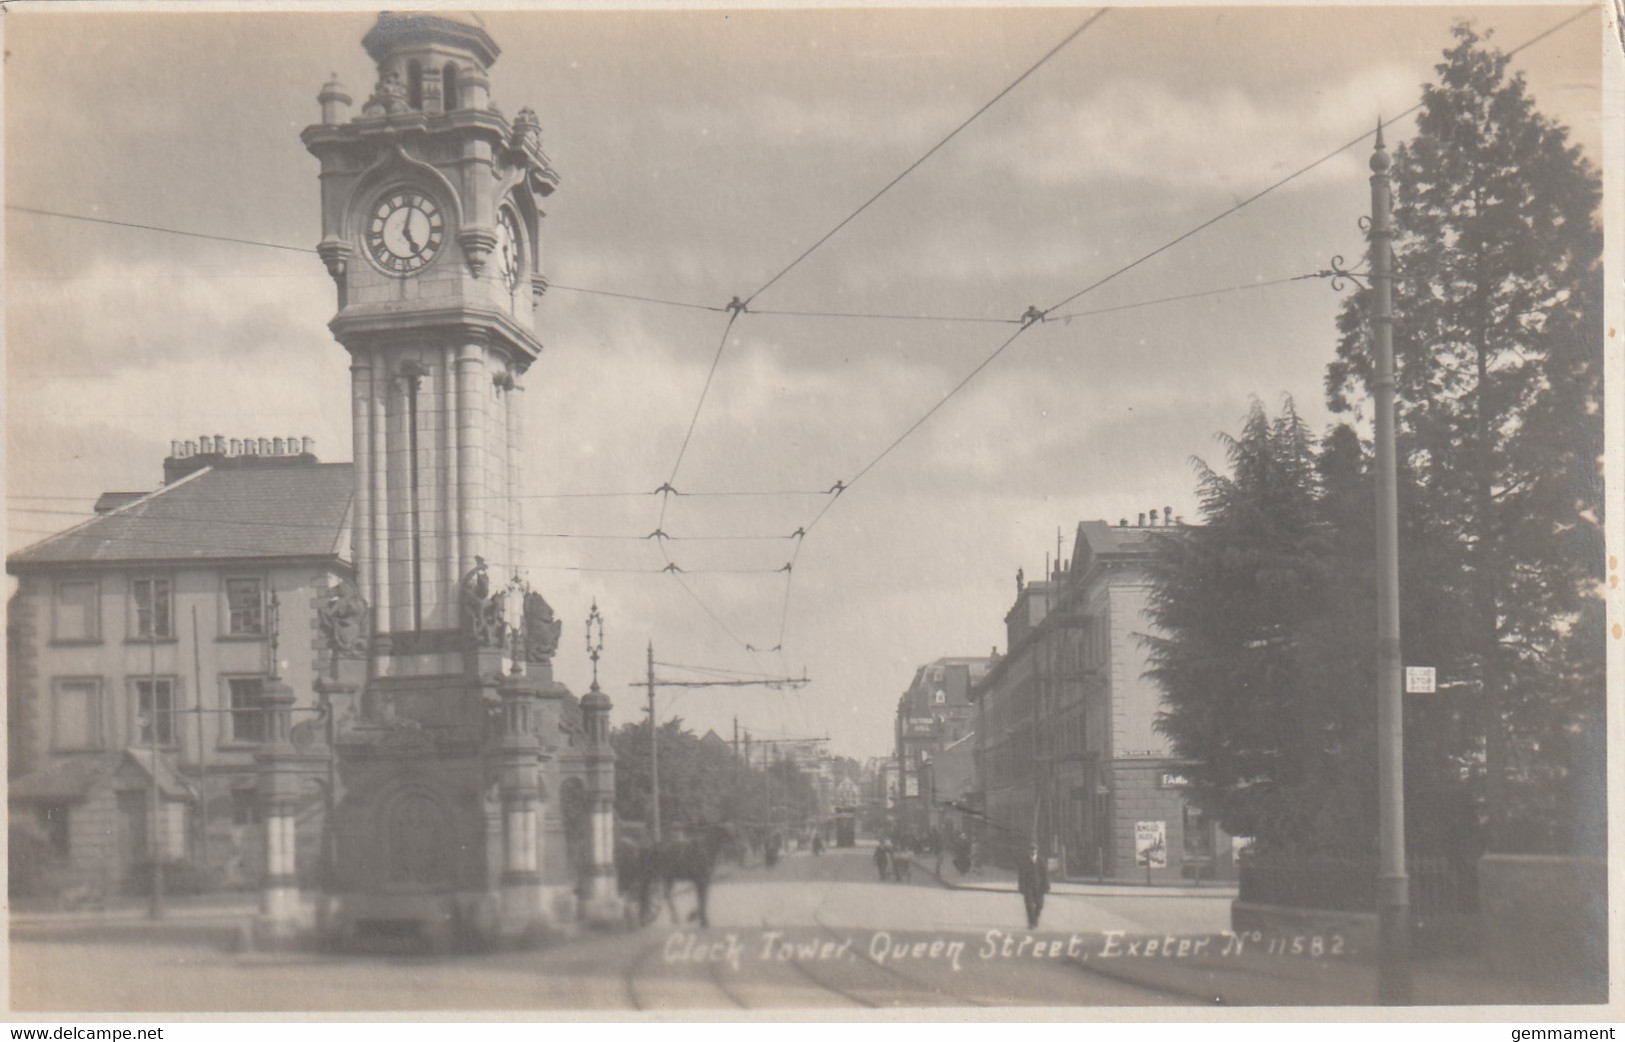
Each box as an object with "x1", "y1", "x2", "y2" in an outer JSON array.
[
  {"x1": 1370, "y1": 121, "x2": 1412, "y2": 1005},
  {"x1": 147, "y1": 634, "x2": 165, "y2": 920},
  {"x1": 647, "y1": 641, "x2": 660, "y2": 843},
  {"x1": 191, "y1": 607, "x2": 208, "y2": 881}
]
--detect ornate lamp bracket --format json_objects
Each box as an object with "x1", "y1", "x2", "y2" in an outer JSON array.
[{"x1": 1314, "y1": 254, "x2": 1370, "y2": 292}]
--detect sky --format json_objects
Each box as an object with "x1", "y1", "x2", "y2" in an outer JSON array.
[{"x1": 3, "y1": 2, "x2": 1610, "y2": 760}]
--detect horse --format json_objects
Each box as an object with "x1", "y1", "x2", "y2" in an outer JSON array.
[
  {"x1": 615, "y1": 824, "x2": 660, "y2": 927},
  {"x1": 644, "y1": 822, "x2": 740, "y2": 929}
]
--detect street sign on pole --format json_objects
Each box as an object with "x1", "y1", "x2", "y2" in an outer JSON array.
[{"x1": 1404, "y1": 667, "x2": 1437, "y2": 694}]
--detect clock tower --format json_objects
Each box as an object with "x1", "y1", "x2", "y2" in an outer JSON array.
[{"x1": 297, "y1": 13, "x2": 618, "y2": 947}]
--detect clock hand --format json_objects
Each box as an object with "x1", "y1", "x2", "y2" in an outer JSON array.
[{"x1": 401, "y1": 214, "x2": 421, "y2": 254}]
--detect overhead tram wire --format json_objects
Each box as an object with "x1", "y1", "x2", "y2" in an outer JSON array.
[
  {"x1": 742, "y1": 8, "x2": 1111, "y2": 308},
  {"x1": 1037, "y1": 8, "x2": 1591, "y2": 319},
  {"x1": 8, "y1": 501, "x2": 811, "y2": 544},
  {"x1": 0, "y1": 523, "x2": 762, "y2": 575},
  {"x1": 549, "y1": 282, "x2": 728, "y2": 314},
  {"x1": 768, "y1": 4, "x2": 1594, "y2": 641},
  {"x1": 4, "y1": 205, "x2": 316, "y2": 255},
  {"x1": 648, "y1": 12, "x2": 1110, "y2": 652}
]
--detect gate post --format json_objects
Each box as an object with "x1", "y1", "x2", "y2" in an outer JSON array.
[
  {"x1": 497, "y1": 669, "x2": 546, "y2": 937},
  {"x1": 580, "y1": 681, "x2": 622, "y2": 924},
  {"x1": 254, "y1": 676, "x2": 305, "y2": 944}
]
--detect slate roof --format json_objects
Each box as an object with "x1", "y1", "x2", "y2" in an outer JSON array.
[{"x1": 8, "y1": 462, "x2": 353, "y2": 570}]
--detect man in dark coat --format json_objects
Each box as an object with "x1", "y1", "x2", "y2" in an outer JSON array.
[{"x1": 1017, "y1": 843, "x2": 1050, "y2": 928}]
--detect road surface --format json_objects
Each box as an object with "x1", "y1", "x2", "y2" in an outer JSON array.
[{"x1": 9, "y1": 845, "x2": 1252, "y2": 1012}]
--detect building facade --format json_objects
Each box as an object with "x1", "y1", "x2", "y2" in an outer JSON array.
[
  {"x1": 970, "y1": 518, "x2": 1234, "y2": 882},
  {"x1": 299, "y1": 12, "x2": 617, "y2": 942},
  {"x1": 8, "y1": 14, "x2": 620, "y2": 943},
  {"x1": 7, "y1": 442, "x2": 353, "y2": 898},
  {"x1": 893, "y1": 656, "x2": 990, "y2": 843}
]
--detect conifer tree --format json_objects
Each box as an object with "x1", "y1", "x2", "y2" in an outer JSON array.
[{"x1": 1323, "y1": 25, "x2": 1603, "y2": 850}]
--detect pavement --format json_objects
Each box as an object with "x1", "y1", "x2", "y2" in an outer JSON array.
[
  {"x1": 9, "y1": 853, "x2": 1611, "y2": 1010},
  {"x1": 904, "y1": 853, "x2": 1240, "y2": 899},
  {"x1": 901, "y1": 852, "x2": 1607, "y2": 1007}
]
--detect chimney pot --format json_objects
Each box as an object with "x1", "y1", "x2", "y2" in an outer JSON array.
[
  {"x1": 272, "y1": 437, "x2": 285, "y2": 455},
  {"x1": 170, "y1": 440, "x2": 181, "y2": 457},
  {"x1": 1138, "y1": 513, "x2": 1146, "y2": 527},
  {"x1": 229, "y1": 438, "x2": 241, "y2": 456},
  {"x1": 302, "y1": 436, "x2": 315, "y2": 454},
  {"x1": 213, "y1": 435, "x2": 224, "y2": 454},
  {"x1": 258, "y1": 438, "x2": 271, "y2": 455},
  {"x1": 185, "y1": 440, "x2": 197, "y2": 456}
]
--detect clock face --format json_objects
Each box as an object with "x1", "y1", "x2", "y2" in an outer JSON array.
[
  {"x1": 494, "y1": 207, "x2": 522, "y2": 294},
  {"x1": 366, "y1": 190, "x2": 444, "y2": 275}
]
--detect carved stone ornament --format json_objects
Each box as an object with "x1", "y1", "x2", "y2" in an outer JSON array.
[
  {"x1": 460, "y1": 557, "x2": 506, "y2": 649},
  {"x1": 458, "y1": 227, "x2": 498, "y2": 278},
  {"x1": 523, "y1": 590, "x2": 562, "y2": 662},
  {"x1": 378, "y1": 720, "x2": 435, "y2": 759},
  {"x1": 318, "y1": 578, "x2": 370, "y2": 658},
  {"x1": 361, "y1": 69, "x2": 410, "y2": 117},
  {"x1": 512, "y1": 107, "x2": 543, "y2": 154},
  {"x1": 317, "y1": 240, "x2": 352, "y2": 284}
]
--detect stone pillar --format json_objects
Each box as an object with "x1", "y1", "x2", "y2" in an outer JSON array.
[
  {"x1": 497, "y1": 672, "x2": 546, "y2": 937},
  {"x1": 441, "y1": 345, "x2": 460, "y2": 624},
  {"x1": 579, "y1": 684, "x2": 622, "y2": 924},
  {"x1": 369, "y1": 360, "x2": 393, "y2": 653},
  {"x1": 254, "y1": 678, "x2": 306, "y2": 944},
  {"x1": 504, "y1": 373, "x2": 522, "y2": 575},
  {"x1": 350, "y1": 351, "x2": 373, "y2": 615},
  {"x1": 455, "y1": 343, "x2": 486, "y2": 576}
]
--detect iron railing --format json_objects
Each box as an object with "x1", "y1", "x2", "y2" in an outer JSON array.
[{"x1": 1238, "y1": 852, "x2": 1477, "y2": 916}]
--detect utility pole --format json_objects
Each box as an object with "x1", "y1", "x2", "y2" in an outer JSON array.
[
  {"x1": 636, "y1": 653, "x2": 809, "y2": 841},
  {"x1": 647, "y1": 641, "x2": 660, "y2": 843},
  {"x1": 146, "y1": 633, "x2": 165, "y2": 920},
  {"x1": 191, "y1": 606, "x2": 208, "y2": 881},
  {"x1": 1370, "y1": 122, "x2": 1411, "y2": 1005}
]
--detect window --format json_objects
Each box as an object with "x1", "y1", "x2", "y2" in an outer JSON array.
[
  {"x1": 227, "y1": 677, "x2": 266, "y2": 744},
  {"x1": 441, "y1": 64, "x2": 458, "y2": 109},
  {"x1": 133, "y1": 677, "x2": 176, "y2": 745},
  {"x1": 225, "y1": 577, "x2": 264, "y2": 635},
  {"x1": 407, "y1": 61, "x2": 423, "y2": 109},
  {"x1": 51, "y1": 679, "x2": 101, "y2": 751},
  {"x1": 132, "y1": 577, "x2": 172, "y2": 639},
  {"x1": 53, "y1": 581, "x2": 99, "y2": 641}
]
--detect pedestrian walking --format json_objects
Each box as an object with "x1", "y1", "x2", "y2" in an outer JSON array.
[
  {"x1": 873, "y1": 840, "x2": 892, "y2": 881},
  {"x1": 1017, "y1": 843, "x2": 1049, "y2": 929}
]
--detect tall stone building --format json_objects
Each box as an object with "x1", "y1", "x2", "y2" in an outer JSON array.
[
  {"x1": 892, "y1": 656, "x2": 990, "y2": 842},
  {"x1": 297, "y1": 12, "x2": 617, "y2": 944},
  {"x1": 971, "y1": 517, "x2": 1235, "y2": 881},
  {"x1": 7, "y1": 441, "x2": 350, "y2": 899}
]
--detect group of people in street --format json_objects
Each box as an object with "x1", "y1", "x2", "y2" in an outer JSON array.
[{"x1": 870, "y1": 830, "x2": 1049, "y2": 928}]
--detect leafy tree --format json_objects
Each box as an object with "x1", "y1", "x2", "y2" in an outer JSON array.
[
  {"x1": 1145, "y1": 400, "x2": 1349, "y2": 852},
  {"x1": 1324, "y1": 24, "x2": 1604, "y2": 851},
  {"x1": 1148, "y1": 404, "x2": 1481, "y2": 858},
  {"x1": 609, "y1": 717, "x2": 820, "y2": 833},
  {"x1": 611, "y1": 717, "x2": 755, "y2": 829}
]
